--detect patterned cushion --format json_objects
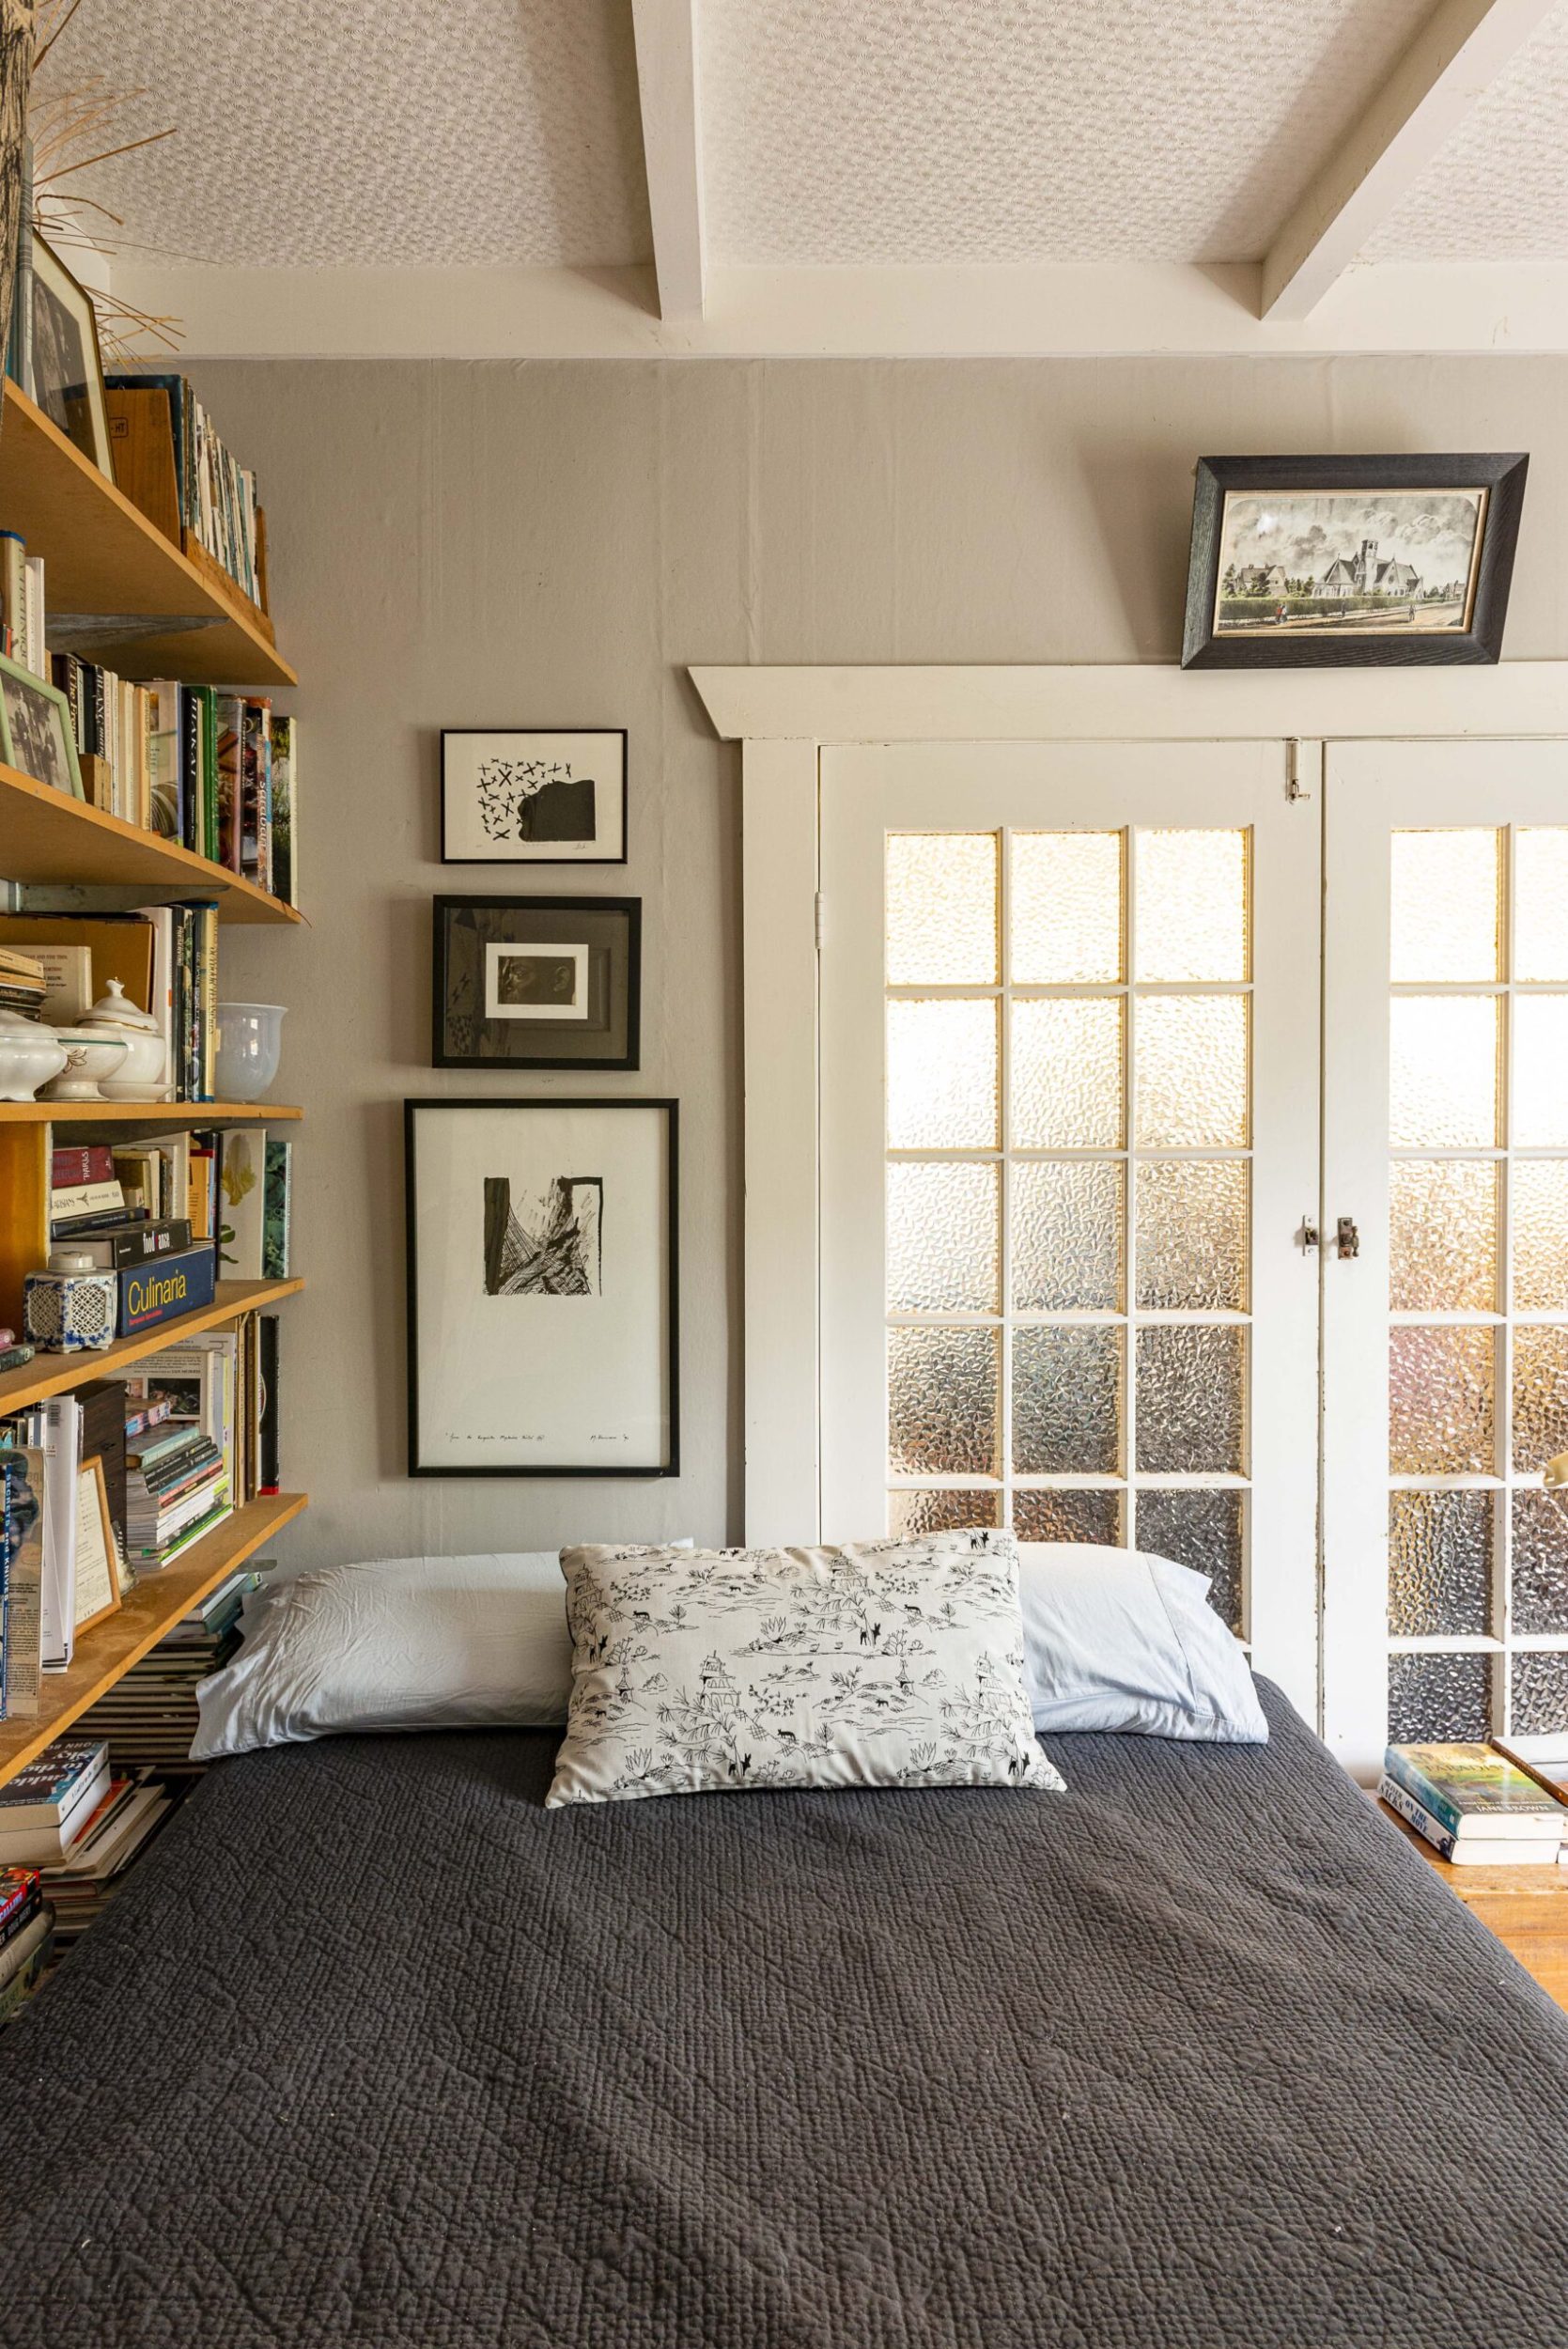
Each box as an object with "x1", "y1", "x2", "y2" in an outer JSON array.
[{"x1": 547, "y1": 1530, "x2": 1064, "y2": 1807}]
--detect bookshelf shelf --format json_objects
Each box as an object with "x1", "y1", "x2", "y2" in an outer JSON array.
[
  {"x1": 0, "y1": 1101, "x2": 303, "y2": 1127},
  {"x1": 0, "y1": 1277, "x2": 303, "y2": 1415},
  {"x1": 0, "y1": 762, "x2": 302, "y2": 924},
  {"x1": 0, "y1": 383, "x2": 295, "y2": 689},
  {"x1": 0, "y1": 1490, "x2": 307, "y2": 1785}
]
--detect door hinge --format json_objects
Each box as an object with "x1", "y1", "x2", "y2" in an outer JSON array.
[
  {"x1": 1285, "y1": 739, "x2": 1312, "y2": 802},
  {"x1": 815, "y1": 891, "x2": 825, "y2": 952}
]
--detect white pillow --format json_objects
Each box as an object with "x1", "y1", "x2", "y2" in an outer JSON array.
[
  {"x1": 191, "y1": 1548, "x2": 688, "y2": 1760},
  {"x1": 547, "y1": 1532, "x2": 1063, "y2": 1807},
  {"x1": 1019, "y1": 1543, "x2": 1267, "y2": 1742}
]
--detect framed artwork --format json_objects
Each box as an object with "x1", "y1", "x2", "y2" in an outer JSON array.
[
  {"x1": 72, "y1": 1455, "x2": 121, "y2": 1634},
  {"x1": 405, "y1": 1097, "x2": 678, "y2": 1477},
  {"x1": 0, "y1": 649, "x2": 83, "y2": 797},
  {"x1": 25, "y1": 232, "x2": 113, "y2": 477},
  {"x1": 1181, "y1": 453, "x2": 1528, "y2": 669},
  {"x1": 441, "y1": 729, "x2": 628, "y2": 864},
  {"x1": 432, "y1": 895, "x2": 640, "y2": 1070}
]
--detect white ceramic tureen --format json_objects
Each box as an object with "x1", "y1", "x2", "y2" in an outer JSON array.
[
  {"x1": 0, "y1": 1007, "x2": 69, "y2": 1101},
  {"x1": 79, "y1": 978, "x2": 168, "y2": 1100},
  {"x1": 40, "y1": 1028, "x2": 131, "y2": 1103}
]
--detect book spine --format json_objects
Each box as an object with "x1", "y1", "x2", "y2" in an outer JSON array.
[
  {"x1": 0, "y1": 532, "x2": 25, "y2": 668},
  {"x1": 1379, "y1": 1774, "x2": 1459, "y2": 1859},
  {"x1": 116, "y1": 1245, "x2": 217, "y2": 1339},
  {"x1": 49, "y1": 1145, "x2": 115, "y2": 1189},
  {"x1": 1382, "y1": 1750, "x2": 1467, "y2": 1838}
]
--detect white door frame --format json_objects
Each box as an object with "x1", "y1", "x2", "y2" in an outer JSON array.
[{"x1": 692, "y1": 662, "x2": 1568, "y2": 1549}]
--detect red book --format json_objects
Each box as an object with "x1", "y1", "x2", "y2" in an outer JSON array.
[
  {"x1": 50, "y1": 1143, "x2": 116, "y2": 1188},
  {"x1": 0, "y1": 1866, "x2": 40, "y2": 1937}
]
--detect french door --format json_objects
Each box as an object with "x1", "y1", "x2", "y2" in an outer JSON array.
[
  {"x1": 1322, "y1": 741, "x2": 1568, "y2": 1778},
  {"x1": 818, "y1": 741, "x2": 1322, "y2": 1716}
]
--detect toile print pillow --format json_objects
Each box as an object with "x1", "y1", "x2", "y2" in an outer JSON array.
[{"x1": 546, "y1": 1530, "x2": 1064, "y2": 1808}]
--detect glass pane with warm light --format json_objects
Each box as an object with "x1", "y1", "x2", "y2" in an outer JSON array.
[
  {"x1": 1513, "y1": 996, "x2": 1568, "y2": 1148},
  {"x1": 1012, "y1": 998, "x2": 1124, "y2": 1150},
  {"x1": 887, "y1": 1325, "x2": 1000, "y2": 1477},
  {"x1": 1389, "y1": 1326, "x2": 1496, "y2": 1475},
  {"x1": 886, "y1": 1161, "x2": 1000, "y2": 1314},
  {"x1": 1135, "y1": 830, "x2": 1249, "y2": 983},
  {"x1": 1514, "y1": 829, "x2": 1568, "y2": 984},
  {"x1": 885, "y1": 832, "x2": 999, "y2": 986},
  {"x1": 1513, "y1": 1160, "x2": 1568, "y2": 1311},
  {"x1": 1011, "y1": 1159, "x2": 1123, "y2": 1312},
  {"x1": 1389, "y1": 996, "x2": 1499, "y2": 1149},
  {"x1": 1389, "y1": 1159, "x2": 1498, "y2": 1313},
  {"x1": 1135, "y1": 996, "x2": 1249, "y2": 1149},
  {"x1": 886, "y1": 999, "x2": 999, "y2": 1150},
  {"x1": 1389, "y1": 829, "x2": 1501, "y2": 984},
  {"x1": 1135, "y1": 1159, "x2": 1249, "y2": 1311},
  {"x1": 1010, "y1": 832, "x2": 1122, "y2": 984}
]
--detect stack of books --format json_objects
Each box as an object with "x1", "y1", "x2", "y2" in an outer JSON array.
[
  {"x1": 0, "y1": 528, "x2": 46, "y2": 675},
  {"x1": 0, "y1": 1736, "x2": 110, "y2": 1865},
  {"x1": 77, "y1": 1567, "x2": 260, "y2": 1774},
  {"x1": 48, "y1": 1141, "x2": 217, "y2": 1338},
  {"x1": 125, "y1": 1420, "x2": 230, "y2": 1572},
  {"x1": 0, "y1": 1863, "x2": 53, "y2": 2029},
  {"x1": 105, "y1": 373, "x2": 265, "y2": 609},
  {"x1": 0, "y1": 945, "x2": 46, "y2": 1018},
  {"x1": 1381, "y1": 1742, "x2": 1568, "y2": 1865},
  {"x1": 39, "y1": 1768, "x2": 173, "y2": 1948}
]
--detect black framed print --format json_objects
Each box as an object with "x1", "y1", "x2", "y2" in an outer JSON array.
[
  {"x1": 405, "y1": 1097, "x2": 678, "y2": 1477},
  {"x1": 432, "y1": 896, "x2": 640, "y2": 1070},
  {"x1": 1181, "y1": 453, "x2": 1528, "y2": 669},
  {"x1": 441, "y1": 729, "x2": 628, "y2": 863}
]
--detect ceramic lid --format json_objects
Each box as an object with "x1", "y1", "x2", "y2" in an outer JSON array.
[{"x1": 83, "y1": 977, "x2": 159, "y2": 1034}]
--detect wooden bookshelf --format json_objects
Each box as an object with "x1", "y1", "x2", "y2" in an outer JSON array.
[
  {"x1": 0, "y1": 762, "x2": 302, "y2": 923},
  {"x1": 0, "y1": 382, "x2": 294, "y2": 689},
  {"x1": 0, "y1": 1278, "x2": 303, "y2": 1415},
  {"x1": 0, "y1": 1100, "x2": 302, "y2": 1127},
  {"x1": 0, "y1": 1491, "x2": 307, "y2": 1785}
]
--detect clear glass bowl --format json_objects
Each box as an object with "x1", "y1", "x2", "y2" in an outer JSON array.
[{"x1": 215, "y1": 1003, "x2": 286, "y2": 1101}]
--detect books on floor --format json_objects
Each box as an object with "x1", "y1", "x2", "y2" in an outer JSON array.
[
  {"x1": 0, "y1": 1903, "x2": 54, "y2": 2029},
  {"x1": 77, "y1": 1568, "x2": 259, "y2": 1773},
  {"x1": 1382, "y1": 1742, "x2": 1568, "y2": 1866},
  {"x1": 39, "y1": 1770, "x2": 173, "y2": 1947},
  {"x1": 0, "y1": 1736, "x2": 109, "y2": 1865}
]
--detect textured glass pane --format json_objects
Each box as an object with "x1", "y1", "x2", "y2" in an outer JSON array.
[
  {"x1": 886, "y1": 832, "x2": 999, "y2": 986},
  {"x1": 1134, "y1": 996, "x2": 1248, "y2": 1149},
  {"x1": 887, "y1": 999, "x2": 999, "y2": 1150},
  {"x1": 1513, "y1": 1651, "x2": 1568, "y2": 1739},
  {"x1": 1011, "y1": 1160, "x2": 1123, "y2": 1313},
  {"x1": 1511, "y1": 1491, "x2": 1568, "y2": 1635},
  {"x1": 886, "y1": 1161, "x2": 999, "y2": 1314},
  {"x1": 1135, "y1": 830, "x2": 1249, "y2": 984},
  {"x1": 1389, "y1": 1653, "x2": 1491, "y2": 1745},
  {"x1": 1514, "y1": 830, "x2": 1568, "y2": 984},
  {"x1": 1135, "y1": 1488, "x2": 1244, "y2": 1634},
  {"x1": 1135, "y1": 1160, "x2": 1249, "y2": 1312},
  {"x1": 1012, "y1": 1488, "x2": 1121, "y2": 1545},
  {"x1": 1389, "y1": 1327, "x2": 1495, "y2": 1475},
  {"x1": 888, "y1": 1327, "x2": 1000, "y2": 1477},
  {"x1": 1388, "y1": 1491, "x2": 1492, "y2": 1638},
  {"x1": 1513, "y1": 996, "x2": 1568, "y2": 1148},
  {"x1": 1513, "y1": 1162, "x2": 1568, "y2": 1312},
  {"x1": 1012, "y1": 998, "x2": 1124, "y2": 1150},
  {"x1": 1389, "y1": 1160, "x2": 1498, "y2": 1313},
  {"x1": 888, "y1": 1488, "x2": 1001, "y2": 1538},
  {"x1": 1135, "y1": 1326, "x2": 1246, "y2": 1474},
  {"x1": 1012, "y1": 1325, "x2": 1122, "y2": 1474},
  {"x1": 1389, "y1": 996, "x2": 1499, "y2": 1149},
  {"x1": 1389, "y1": 829, "x2": 1501, "y2": 984},
  {"x1": 1011, "y1": 832, "x2": 1122, "y2": 984},
  {"x1": 1512, "y1": 1326, "x2": 1568, "y2": 1474}
]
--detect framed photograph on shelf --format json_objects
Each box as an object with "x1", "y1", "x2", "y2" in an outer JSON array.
[
  {"x1": 432, "y1": 895, "x2": 640, "y2": 1071},
  {"x1": 23, "y1": 232, "x2": 114, "y2": 477},
  {"x1": 1181, "y1": 453, "x2": 1528, "y2": 668},
  {"x1": 0, "y1": 649, "x2": 84, "y2": 798},
  {"x1": 72, "y1": 1455, "x2": 122, "y2": 1635},
  {"x1": 405, "y1": 1097, "x2": 678, "y2": 1477},
  {"x1": 441, "y1": 729, "x2": 628, "y2": 864}
]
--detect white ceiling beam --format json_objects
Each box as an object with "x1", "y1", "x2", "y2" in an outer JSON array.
[
  {"x1": 630, "y1": 0, "x2": 706, "y2": 321},
  {"x1": 1262, "y1": 0, "x2": 1558, "y2": 321}
]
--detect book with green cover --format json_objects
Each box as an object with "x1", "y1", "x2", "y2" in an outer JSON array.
[{"x1": 1385, "y1": 1742, "x2": 1566, "y2": 1842}]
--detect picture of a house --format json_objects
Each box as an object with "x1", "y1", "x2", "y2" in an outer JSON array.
[{"x1": 1315, "y1": 538, "x2": 1421, "y2": 599}]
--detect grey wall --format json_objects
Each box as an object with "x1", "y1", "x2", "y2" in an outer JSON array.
[{"x1": 205, "y1": 355, "x2": 1568, "y2": 1565}]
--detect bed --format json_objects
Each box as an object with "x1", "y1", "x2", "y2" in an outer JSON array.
[{"x1": 2, "y1": 1681, "x2": 1565, "y2": 2349}]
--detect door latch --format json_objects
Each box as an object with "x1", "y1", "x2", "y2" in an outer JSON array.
[
  {"x1": 1297, "y1": 1214, "x2": 1320, "y2": 1252},
  {"x1": 1335, "y1": 1216, "x2": 1360, "y2": 1260}
]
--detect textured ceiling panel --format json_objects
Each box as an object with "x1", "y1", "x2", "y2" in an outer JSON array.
[
  {"x1": 34, "y1": 0, "x2": 651, "y2": 268},
  {"x1": 1363, "y1": 0, "x2": 1568, "y2": 258},
  {"x1": 698, "y1": 0, "x2": 1438, "y2": 265}
]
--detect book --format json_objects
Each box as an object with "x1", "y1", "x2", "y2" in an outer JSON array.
[
  {"x1": 270, "y1": 713, "x2": 297, "y2": 906},
  {"x1": 219, "y1": 1129, "x2": 267, "y2": 1279},
  {"x1": 262, "y1": 1140, "x2": 291, "y2": 1280},
  {"x1": 23, "y1": 553, "x2": 44, "y2": 677},
  {"x1": 0, "y1": 1446, "x2": 46, "y2": 1719},
  {"x1": 0, "y1": 1737, "x2": 109, "y2": 1864},
  {"x1": 50, "y1": 1178, "x2": 126, "y2": 1228},
  {"x1": 0, "y1": 1864, "x2": 40, "y2": 1945},
  {"x1": 1379, "y1": 1773, "x2": 1561, "y2": 1866},
  {"x1": 0, "y1": 1906, "x2": 54, "y2": 2024},
  {"x1": 1383, "y1": 1743, "x2": 1567, "y2": 1844},
  {"x1": 32, "y1": 944, "x2": 94, "y2": 1024},
  {"x1": 116, "y1": 1243, "x2": 218, "y2": 1340},
  {"x1": 67, "y1": 1217, "x2": 193, "y2": 1270},
  {"x1": 50, "y1": 1143, "x2": 116, "y2": 1190},
  {"x1": 258, "y1": 1315, "x2": 280, "y2": 1493},
  {"x1": 214, "y1": 697, "x2": 243, "y2": 871},
  {"x1": 76, "y1": 1377, "x2": 129, "y2": 1568}
]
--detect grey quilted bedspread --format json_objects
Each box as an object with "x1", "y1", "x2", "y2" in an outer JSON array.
[{"x1": 3, "y1": 1682, "x2": 1566, "y2": 2348}]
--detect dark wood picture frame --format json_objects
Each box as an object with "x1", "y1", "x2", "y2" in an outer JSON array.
[
  {"x1": 431, "y1": 894, "x2": 642, "y2": 1071},
  {"x1": 440, "y1": 728, "x2": 629, "y2": 865},
  {"x1": 1181, "y1": 453, "x2": 1529, "y2": 669},
  {"x1": 404, "y1": 1096, "x2": 679, "y2": 1479}
]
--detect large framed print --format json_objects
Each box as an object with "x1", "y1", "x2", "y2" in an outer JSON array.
[
  {"x1": 1181, "y1": 452, "x2": 1528, "y2": 668},
  {"x1": 432, "y1": 895, "x2": 640, "y2": 1070},
  {"x1": 441, "y1": 729, "x2": 628, "y2": 863},
  {"x1": 405, "y1": 1097, "x2": 678, "y2": 1476}
]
